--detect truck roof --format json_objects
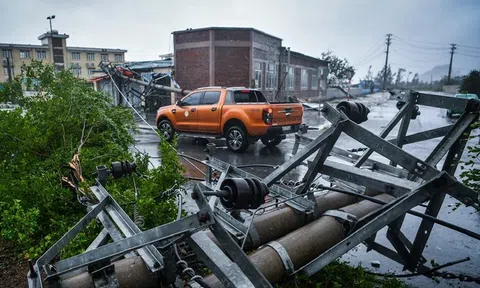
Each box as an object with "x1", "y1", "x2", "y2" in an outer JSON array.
[{"x1": 195, "y1": 86, "x2": 260, "y2": 91}]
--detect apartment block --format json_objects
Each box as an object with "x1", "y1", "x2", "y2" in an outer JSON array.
[{"x1": 1, "y1": 30, "x2": 127, "y2": 81}]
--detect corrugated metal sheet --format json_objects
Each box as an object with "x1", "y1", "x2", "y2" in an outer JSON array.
[{"x1": 123, "y1": 59, "x2": 173, "y2": 70}]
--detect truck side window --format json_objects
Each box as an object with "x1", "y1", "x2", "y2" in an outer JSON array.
[
  {"x1": 182, "y1": 92, "x2": 202, "y2": 106},
  {"x1": 202, "y1": 91, "x2": 221, "y2": 105},
  {"x1": 233, "y1": 90, "x2": 267, "y2": 103}
]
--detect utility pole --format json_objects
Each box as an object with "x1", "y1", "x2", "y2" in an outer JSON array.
[
  {"x1": 382, "y1": 33, "x2": 392, "y2": 91},
  {"x1": 447, "y1": 44, "x2": 457, "y2": 83}
]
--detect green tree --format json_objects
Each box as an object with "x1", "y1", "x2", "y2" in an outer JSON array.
[
  {"x1": 374, "y1": 65, "x2": 396, "y2": 88},
  {"x1": 321, "y1": 51, "x2": 355, "y2": 86},
  {"x1": 459, "y1": 70, "x2": 480, "y2": 193},
  {"x1": 0, "y1": 61, "x2": 182, "y2": 259},
  {"x1": 459, "y1": 70, "x2": 480, "y2": 95}
]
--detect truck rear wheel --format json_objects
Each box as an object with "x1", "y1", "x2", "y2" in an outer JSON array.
[
  {"x1": 226, "y1": 125, "x2": 249, "y2": 153},
  {"x1": 261, "y1": 135, "x2": 283, "y2": 147},
  {"x1": 158, "y1": 119, "x2": 175, "y2": 141}
]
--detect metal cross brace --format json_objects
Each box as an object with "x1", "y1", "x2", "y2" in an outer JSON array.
[
  {"x1": 45, "y1": 208, "x2": 213, "y2": 280},
  {"x1": 298, "y1": 171, "x2": 456, "y2": 276},
  {"x1": 192, "y1": 183, "x2": 272, "y2": 288}
]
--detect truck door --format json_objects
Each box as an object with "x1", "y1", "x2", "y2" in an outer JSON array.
[
  {"x1": 197, "y1": 91, "x2": 222, "y2": 133},
  {"x1": 174, "y1": 92, "x2": 201, "y2": 131}
]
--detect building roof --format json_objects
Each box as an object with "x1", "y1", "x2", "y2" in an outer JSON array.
[
  {"x1": 172, "y1": 27, "x2": 282, "y2": 41},
  {"x1": 67, "y1": 46, "x2": 127, "y2": 53},
  {"x1": 123, "y1": 59, "x2": 173, "y2": 70},
  {"x1": 0, "y1": 43, "x2": 48, "y2": 50},
  {"x1": 290, "y1": 50, "x2": 328, "y2": 66},
  {"x1": 38, "y1": 30, "x2": 69, "y2": 40}
]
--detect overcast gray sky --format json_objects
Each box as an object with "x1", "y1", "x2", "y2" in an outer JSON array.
[{"x1": 1, "y1": 0, "x2": 479, "y2": 82}]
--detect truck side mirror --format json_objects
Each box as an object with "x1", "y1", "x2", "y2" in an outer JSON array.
[{"x1": 176, "y1": 100, "x2": 183, "y2": 106}]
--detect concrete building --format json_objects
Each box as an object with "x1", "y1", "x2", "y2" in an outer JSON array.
[
  {"x1": 1, "y1": 30, "x2": 127, "y2": 81},
  {"x1": 173, "y1": 27, "x2": 328, "y2": 101}
]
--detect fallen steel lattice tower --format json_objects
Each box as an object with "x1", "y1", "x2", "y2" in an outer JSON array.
[{"x1": 27, "y1": 90, "x2": 480, "y2": 287}]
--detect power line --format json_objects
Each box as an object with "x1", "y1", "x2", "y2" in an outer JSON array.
[
  {"x1": 391, "y1": 49, "x2": 443, "y2": 64},
  {"x1": 355, "y1": 49, "x2": 385, "y2": 68},
  {"x1": 392, "y1": 34, "x2": 450, "y2": 49},
  {"x1": 456, "y1": 53, "x2": 480, "y2": 59},
  {"x1": 457, "y1": 44, "x2": 480, "y2": 50},
  {"x1": 353, "y1": 37, "x2": 386, "y2": 66}
]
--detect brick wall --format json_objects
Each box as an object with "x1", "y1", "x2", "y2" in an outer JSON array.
[
  {"x1": 175, "y1": 30, "x2": 209, "y2": 44},
  {"x1": 214, "y1": 47, "x2": 250, "y2": 87},
  {"x1": 175, "y1": 47, "x2": 209, "y2": 90},
  {"x1": 215, "y1": 30, "x2": 251, "y2": 41}
]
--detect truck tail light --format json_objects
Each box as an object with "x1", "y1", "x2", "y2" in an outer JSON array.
[{"x1": 262, "y1": 108, "x2": 273, "y2": 125}]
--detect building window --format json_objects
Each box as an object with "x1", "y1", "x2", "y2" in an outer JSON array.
[
  {"x1": 87, "y1": 53, "x2": 95, "y2": 61},
  {"x1": 36, "y1": 50, "x2": 47, "y2": 59},
  {"x1": 254, "y1": 62, "x2": 262, "y2": 88},
  {"x1": 311, "y1": 71, "x2": 318, "y2": 90},
  {"x1": 20, "y1": 50, "x2": 30, "y2": 59},
  {"x1": 3, "y1": 67, "x2": 8, "y2": 75},
  {"x1": 88, "y1": 68, "x2": 95, "y2": 76},
  {"x1": 301, "y1": 69, "x2": 308, "y2": 89},
  {"x1": 72, "y1": 67, "x2": 82, "y2": 77},
  {"x1": 287, "y1": 67, "x2": 294, "y2": 90},
  {"x1": 101, "y1": 54, "x2": 109, "y2": 61},
  {"x1": 266, "y1": 63, "x2": 277, "y2": 89},
  {"x1": 114, "y1": 54, "x2": 123, "y2": 62},
  {"x1": 2, "y1": 50, "x2": 12, "y2": 58},
  {"x1": 71, "y1": 52, "x2": 80, "y2": 60}
]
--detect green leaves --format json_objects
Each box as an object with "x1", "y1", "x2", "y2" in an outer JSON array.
[{"x1": 0, "y1": 62, "x2": 182, "y2": 259}]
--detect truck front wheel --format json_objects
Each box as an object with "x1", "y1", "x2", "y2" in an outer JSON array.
[
  {"x1": 226, "y1": 125, "x2": 249, "y2": 153},
  {"x1": 261, "y1": 135, "x2": 283, "y2": 147},
  {"x1": 158, "y1": 119, "x2": 175, "y2": 141}
]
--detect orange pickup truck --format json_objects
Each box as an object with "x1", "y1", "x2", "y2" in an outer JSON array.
[{"x1": 156, "y1": 87, "x2": 304, "y2": 152}]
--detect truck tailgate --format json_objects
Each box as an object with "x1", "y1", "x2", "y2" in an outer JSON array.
[{"x1": 270, "y1": 103, "x2": 303, "y2": 126}]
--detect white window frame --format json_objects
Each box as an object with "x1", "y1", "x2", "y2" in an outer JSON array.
[
  {"x1": 88, "y1": 68, "x2": 95, "y2": 76},
  {"x1": 72, "y1": 67, "x2": 82, "y2": 77},
  {"x1": 311, "y1": 70, "x2": 318, "y2": 90},
  {"x1": 254, "y1": 62, "x2": 262, "y2": 89},
  {"x1": 36, "y1": 50, "x2": 47, "y2": 59},
  {"x1": 101, "y1": 54, "x2": 109, "y2": 61},
  {"x1": 287, "y1": 67, "x2": 294, "y2": 90},
  {"x1": 266, "y1": 63, "x2": 277, "y2": 89},
  {"x1": 2, "y1": 50, "x2": 12, "y2": 58},
  {"x1": 87, "y1": 53, "x2": 95, "y2": 61},
  {"x1": 20, "y1": 50, "x2": 30, "y2": 59},
  {"x1": 71, "y1": 52, "x2": 80, "y2": 61},
  {"x1": 301, "y1": 69, "x2": 308, "y2": 90},
  {"x1": 114, "y1": 54, "x2": 123, "y2": 62}
]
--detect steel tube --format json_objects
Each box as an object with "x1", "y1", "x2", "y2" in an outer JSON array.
[
  {"x1": 118, "y1": 74, "x2": 191, "y2": 96},
  {"x1": 203, "y1": 194, "x2": 395, "y2": 286},
  {"x1": 60, "y1": 256, "x2": 161, "y2": 288}
]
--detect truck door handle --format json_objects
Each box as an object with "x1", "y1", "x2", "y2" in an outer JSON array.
[
  {"x1": 191, "y1": 108, "x2": 196, "y2": 112},
  {"x1": 211, "y1": 107, "x2": 217, "y2": 111}
]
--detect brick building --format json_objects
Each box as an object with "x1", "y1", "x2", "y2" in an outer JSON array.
[{"x1": 173, "y1": 27, "x2": 328, "y2": 101}]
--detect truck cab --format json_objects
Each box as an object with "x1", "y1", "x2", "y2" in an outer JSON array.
[{"x1": 156, "y1": 87, "x2": 304, "y2": 152}]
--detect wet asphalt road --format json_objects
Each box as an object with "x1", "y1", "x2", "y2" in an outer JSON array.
[{"x1": 134, "y1": 92, "x2": 480, "y2": 287}]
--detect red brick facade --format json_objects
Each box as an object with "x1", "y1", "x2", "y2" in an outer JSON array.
[
  {"x1": 215, "y1": 47, "x2": 250, "y2": 87},
  {"x1": 173, "y1": 27, "x2": 328, "y2": 101},
  {"x1": 175, "y1": 47, "x2": 209, "y2": 90}
]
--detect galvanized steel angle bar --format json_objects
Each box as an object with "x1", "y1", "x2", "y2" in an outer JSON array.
[
  {"x1": 47, "y1": 211, "x2": 211, "y2": 279},
  {"x1": 192, "y1": 184, "x2": 272, "y2": 288},
  {"x1": 298, "y1": 172, "x2": 453, "y2": 276},
  {"x1": 92, "y1": 184, "x2": 164, "y2": 272}
]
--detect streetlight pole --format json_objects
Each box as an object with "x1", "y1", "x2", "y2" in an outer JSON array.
[{"x1": 46, "y1": 15, "x2": 55, "y2": 35}]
